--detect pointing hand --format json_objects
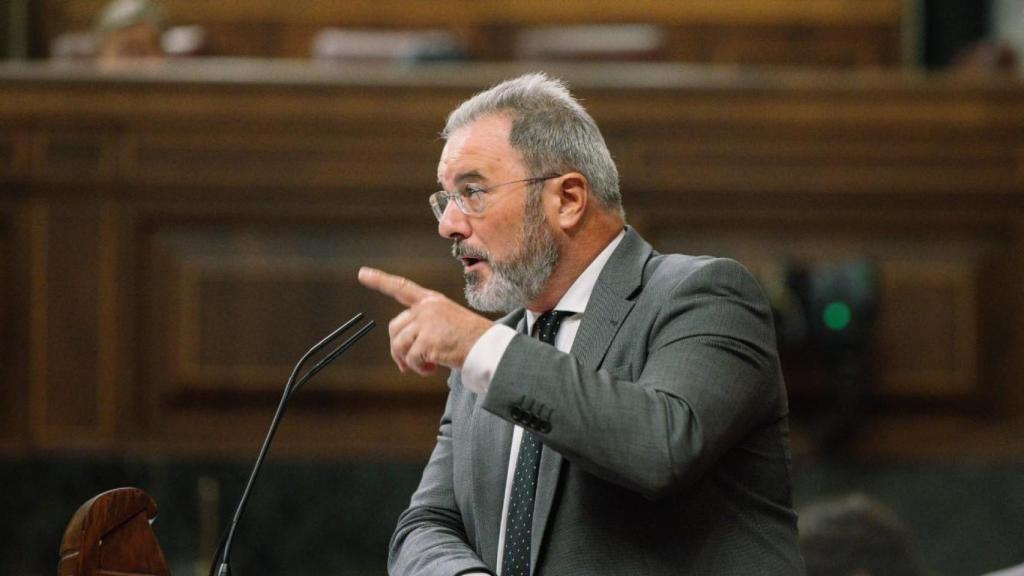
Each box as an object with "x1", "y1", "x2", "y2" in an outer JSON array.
[{"x1": 358, "y1": 267, "x2": 492, "y2": 375}]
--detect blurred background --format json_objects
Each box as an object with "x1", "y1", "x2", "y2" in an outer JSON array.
[{"x1": 2, "y1": 1, "x2": 1024, "y2": 575}]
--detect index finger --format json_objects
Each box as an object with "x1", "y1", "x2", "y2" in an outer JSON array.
[{"x1": 358, "y1": 267, "x2": 431, "y2": 307}]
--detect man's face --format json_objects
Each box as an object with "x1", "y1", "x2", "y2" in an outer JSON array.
[{"x1": 437, "y1": 114, "x2": 560, "y2": 313}]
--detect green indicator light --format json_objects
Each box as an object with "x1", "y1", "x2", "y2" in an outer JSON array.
[{"x1": 823, "y1": 301, "x2": 852, "y2": 331}]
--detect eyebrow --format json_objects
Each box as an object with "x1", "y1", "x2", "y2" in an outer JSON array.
[{"x1": 438, "y1": 170, "x2": 486, "y2": 187}]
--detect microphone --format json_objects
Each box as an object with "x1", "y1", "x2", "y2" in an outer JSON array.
[{"x1": 209, "y1": 312, "x2": 376, "y2": 576}]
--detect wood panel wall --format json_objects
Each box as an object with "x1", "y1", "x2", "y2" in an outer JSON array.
[
  {"x1": 0, "y1": 201, "x2": 18, "y2": 449},
  {"x1": 41, "y1": 0, "x2": 904, "y2": 65},
  {"x1": 1, "y1": 60, "x2": 1022, "y2": 460}
]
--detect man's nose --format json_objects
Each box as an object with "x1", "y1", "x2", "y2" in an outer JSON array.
[{"x1": 438, "y1": 202, "x2": 471, "y2": 240}]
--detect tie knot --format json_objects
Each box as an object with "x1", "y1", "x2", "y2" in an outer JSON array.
[{"x1": 534, "y1": 310, "x2": 573, "y2": 345}]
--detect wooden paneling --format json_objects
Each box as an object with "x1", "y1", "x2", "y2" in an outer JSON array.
[
  {"x1": 651, "y1": 217, "x2": 998, "y2": 400},
  {"x1": 28, "y1": 201, "x2": 113, "y2": 448},
  {"x1": 663, "y1": 24, "x2": 899, "y2": 67},
  {"x1": 142, "y1": 216, "x2": 453, "y2": 396},
  {"x1": 591, "y1": 90, "x2": 1024, "y2": 200},
  {"x1": 31, "y1": 132, "x2": 116, "y2": 186},
  {"x1": 875, "y1": 260, "x2": 978, "y2": 397},
  {"x1": 121, "y1": 131, "x2": 439, "y2": 192},
  {"x1": 0, "y1": 132, "x2": 27, "y2": 182},
  {"x1": 2, "y1": 61, "x2": 1024, "y2": 458},
  {"x1": 43, "y1": 0, "x2": 903, "y2": 64},
  {"x1": 0, "y1": 205, "x2": 16, "y2": 446},
  {"x1": 133, "y1": 210, "x2": 457, "y2": 456},
  {"x1": 0, "y1": 137, "x2": 12, "y2": 179},
  {"x1": 56, "y1": 0, "x2": 904, "y2": 27}
]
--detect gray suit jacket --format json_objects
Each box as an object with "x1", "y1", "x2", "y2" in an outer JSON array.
[{"x1": 389, "y1": 227, "x2": 804, "y2": 575}]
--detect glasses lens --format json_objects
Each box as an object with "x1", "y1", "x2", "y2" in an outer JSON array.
[
  {"x1": 430, "y1": 192, "x2": 447, "y2": 220},
  {"x1": 461, "y1": 188, "x2": 484, "y2": 214}
]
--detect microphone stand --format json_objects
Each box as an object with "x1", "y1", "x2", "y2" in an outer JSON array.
[{"x1": 210, "y1": 312, "x2": 375, "y2": 576}]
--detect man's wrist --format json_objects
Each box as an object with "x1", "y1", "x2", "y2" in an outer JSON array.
[{"x1": 460, "y1": 324, "x2": 517, "y2": 394}]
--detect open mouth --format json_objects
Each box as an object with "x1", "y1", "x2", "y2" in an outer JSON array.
[
  {"x1": 459, "y1": 256, "x2": 487, "y2": 270},
  {"x1": 453, "y1": 241, "x2": 489, "y2": 271}
]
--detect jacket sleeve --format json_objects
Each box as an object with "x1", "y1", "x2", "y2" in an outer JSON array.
[
  {"x1": 480, "y1": 257, "x2": 783, "y2": 500},
  {"x1": 388, "y1": 384, "x2": 495, "y2": 576}
]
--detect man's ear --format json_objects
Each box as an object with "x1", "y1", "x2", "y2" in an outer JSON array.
[{"x1": 554, "y1": 172, "x2": 588, "y2": 230}]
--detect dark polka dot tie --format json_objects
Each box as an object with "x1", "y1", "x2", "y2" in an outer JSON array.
[{"x1": 500, "y1": 310, "x2": 572, "y2": 576}]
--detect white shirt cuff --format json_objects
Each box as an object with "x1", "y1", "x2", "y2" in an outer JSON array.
[{"x1": 460, "y1": 324, "x2": 517, "y2": 395}]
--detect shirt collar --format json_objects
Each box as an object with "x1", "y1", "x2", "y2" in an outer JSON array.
[{"x1": 526, "y1": 228, "x2": 626, "y2": 329}]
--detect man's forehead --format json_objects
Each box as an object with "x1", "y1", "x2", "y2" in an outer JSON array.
[{"x1": 437, "y1": 114, "x2": 518, "y2": 183}]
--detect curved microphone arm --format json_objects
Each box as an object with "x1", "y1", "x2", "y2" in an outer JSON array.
[{"x1": 211, "y1": 313, "x2": 376, "y2": 576}]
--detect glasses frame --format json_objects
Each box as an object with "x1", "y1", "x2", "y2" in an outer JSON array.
[{"x1": 429, "y1": 173, "x2": 562, "y2": 221}]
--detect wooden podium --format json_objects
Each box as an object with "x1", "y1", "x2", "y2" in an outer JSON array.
[{"x1": 59, "y1": 488, "x2": 171, "y2": 576}]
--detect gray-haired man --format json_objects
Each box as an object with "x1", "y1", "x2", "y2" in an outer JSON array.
[{"x1": 360, "y1": 72, "x2": 804, "y2": 575}]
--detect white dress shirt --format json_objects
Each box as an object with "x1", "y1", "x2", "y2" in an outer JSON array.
[{"x1": 460, "y1": 229, "x2": 624, "y2": 576}]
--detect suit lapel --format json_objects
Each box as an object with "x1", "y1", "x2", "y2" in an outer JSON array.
[
  {"x1": 530, "y1": 227, "x2": 652, "y2": 569},
  {"x1": 571, "y1": 286, "x2": 637, "y2": 371},
  {"x1": 575, "y1": 227, "x2": 651, "y2": 368}
]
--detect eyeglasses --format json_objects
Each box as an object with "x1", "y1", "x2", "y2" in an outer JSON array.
[{"x1": 429, "y1": 174, "x2": 561, "y2": 221}]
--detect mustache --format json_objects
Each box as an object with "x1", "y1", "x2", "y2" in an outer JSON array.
[{"x1": 452, "y1": 241, "x2": 489, "y2": 261}]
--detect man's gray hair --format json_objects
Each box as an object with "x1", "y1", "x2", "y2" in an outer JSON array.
[{"x1": 443, "y1": 72, "x2": 623, "y2": 218}]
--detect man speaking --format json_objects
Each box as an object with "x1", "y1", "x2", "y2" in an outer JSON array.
[{"x1": 359, "y1": 73, "x2": 804, "y2": 575}]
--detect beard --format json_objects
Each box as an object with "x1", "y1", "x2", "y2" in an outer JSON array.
[{"x1": 453, "y1": 192, "x2": 560, "y2": 313}]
